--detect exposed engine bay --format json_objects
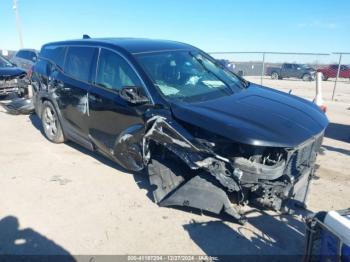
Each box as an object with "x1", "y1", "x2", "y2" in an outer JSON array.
[
  {"x1": 115, "y1": 115, "x2": 324, "y2": 224},
  {"x1": 0, "y1": 72, "x2": 28, "y2": 97}
]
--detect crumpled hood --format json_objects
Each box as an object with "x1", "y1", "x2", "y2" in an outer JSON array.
[
  {"x1": 170, "y1": 84, "x2": 329, "y2": 148},
  {"x1": 0, "y1": 67, "x2": 26, "y2": 80}
]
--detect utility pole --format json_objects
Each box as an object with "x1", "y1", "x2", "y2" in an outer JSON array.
[{"x1": 13, "y1": 0, "x2": 24, "y2": 48}]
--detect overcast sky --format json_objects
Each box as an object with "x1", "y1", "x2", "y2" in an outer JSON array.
[{"x1": 1, "y1": 0, "x2": 349, "y2": 62}]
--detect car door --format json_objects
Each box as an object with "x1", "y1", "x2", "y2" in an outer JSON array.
[
  {"x1": 55, "y1": 46, "x2": 97, "y2": 139},
  {"x1": 88, "y1": 48, "x2": 150, "y2": 163},
  {"x1": 291, "y1": 64, "x2": 301, "y2": 78},
  {"x1": 281, "y1": 64, "x2": 291, "y2": 78}
]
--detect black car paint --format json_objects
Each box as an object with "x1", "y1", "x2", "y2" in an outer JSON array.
[
  {"x1": 0, "y1": 67, "x2": 27, "y2": 80},
  {"x1": 171, "y1": 84, "x2": 328, "y2": 148},
  {"x1": 32, "y1": 38, "x2": 329, "y2": 223}
]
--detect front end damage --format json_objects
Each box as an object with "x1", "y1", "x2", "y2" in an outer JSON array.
[
  {"x1": 138, "y1": 115, "x2": 324, "y2": 224},
  {"x1": 0, "y1": 72, "x2": 28, "y2": 97}
]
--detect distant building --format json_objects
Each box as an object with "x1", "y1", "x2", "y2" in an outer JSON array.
[{"x1": 1, "y1": 49, "x2": 16, "y2": 59}]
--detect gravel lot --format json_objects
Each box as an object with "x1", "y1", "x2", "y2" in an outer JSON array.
[{"x1": 0, "y1": 77, "x2": 349, "y2": 259}]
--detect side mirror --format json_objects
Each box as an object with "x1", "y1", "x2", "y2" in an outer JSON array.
[{"x1": 119, "y1": 86, "x2": 150, "y2": 105}]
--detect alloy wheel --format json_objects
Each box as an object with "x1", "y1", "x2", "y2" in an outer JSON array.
[{"x1": 43, "y1": 106, "x2": 58, "y2": 139}]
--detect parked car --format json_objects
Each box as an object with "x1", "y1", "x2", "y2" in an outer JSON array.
[
  {"x1": 217, "y1": 59, "x2": 244, "y2": 76},
  {"x1": 317, "y1": 64, "x2": 350, "y2": 81},
  {"x1": 11, "y1": 49, "x2": 38, "y2": 72},
  {"x1": 266, "y1": 63, "x2": 316, "y2": 81},
  {"x1": 31, "y1": 38, "x2": 328, "y2": 223},
  {"x1": 0, "y1": 55, "x2": 27, "y2": 99}
]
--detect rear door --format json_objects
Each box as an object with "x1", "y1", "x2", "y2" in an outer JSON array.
[
  {"x1": 291, "y1": 64, "x2": 301, "y2": 78},
  {"x1": 281, "y1": 64, "x2": 292, "y2": 78},
  {"x1": 55, "y1": 46, "x2": 97, "y2": 139},
  {"x1": 88, "y1": 48, "x2": 148, "y2": 156}
]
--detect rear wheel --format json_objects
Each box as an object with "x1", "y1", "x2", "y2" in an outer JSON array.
[
  {"x1": 271, "y1": 72, "x2": 279, "y2": 80},
  {"x1": 41, "y1": 101, "x2": 65, "y2": 143},
  {"x1": 322, "y1": 74, "x2": 328, "y2": 81}
]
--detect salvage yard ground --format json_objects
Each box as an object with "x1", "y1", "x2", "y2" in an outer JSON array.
[{"x1": 0, "y1": 77, "x2": 349, "y2": 257}]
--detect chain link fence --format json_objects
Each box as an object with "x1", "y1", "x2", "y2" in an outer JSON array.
[
  {"x1": 210, "y1": 51, "x2": 350, "y2": 100},
  {"x1": 2, "y1": 48, "x2": 350, "y2": 100}
]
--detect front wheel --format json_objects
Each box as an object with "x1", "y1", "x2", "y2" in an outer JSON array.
[
  {"x1": 302, "y1": 74, "x2": 312, "y2": 81},
  {"x1": 271, "y1": 72, "x2": 279, "y2": 80},
  {"x1": 41, "y1": 101, "x2": 65, "y2": 143}
]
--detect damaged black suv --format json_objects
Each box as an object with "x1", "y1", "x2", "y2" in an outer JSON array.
[{"x1": 32, "y1": 38, "x2": 328, "y2": 223}]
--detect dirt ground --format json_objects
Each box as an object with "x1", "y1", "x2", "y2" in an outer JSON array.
[{"x1": 0, "y1": 77, "x2": 349, "y2": 259}]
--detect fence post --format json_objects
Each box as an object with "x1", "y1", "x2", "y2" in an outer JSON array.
[
  {"x1": 332, "y1": 53, "x2": 342, "y2": 101},
  {"x1": 315, "y1": 72, "x2": 324, "y2": 106},
  {"x1": 261, "y1": 52, "x2": 265, "y2": 85}
]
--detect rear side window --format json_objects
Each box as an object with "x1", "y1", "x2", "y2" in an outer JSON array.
[
  {"x1": 64, "y1": 46, "x2": 96, "y2": 82},
  {"x1": 95, "y1": 49, "x2": 141, "y2": 91},
  {"x1": 41, "y1": 46, "x2": 66, "y2": 69}
]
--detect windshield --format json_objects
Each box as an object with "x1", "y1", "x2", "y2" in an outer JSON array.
[
  {"x1": 135, "y1": 51, "x2": 246, "y2": 102},
  {"x1": 0, "y1": 56, "x2": 14, "y2": 68}
]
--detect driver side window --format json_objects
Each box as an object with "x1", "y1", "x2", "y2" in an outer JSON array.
[{"x1": 95, "y1": 49, "x2": 142, "y2": 91}]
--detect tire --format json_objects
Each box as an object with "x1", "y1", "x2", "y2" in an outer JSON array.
[
  {"x1": 41, "y1": 100, "x2": 65, "y2": 143},
  {"x1": 322, "y1": 75, "x2": 328, "y2": 81},
  {"x1": 302, "y1": 74, "x2": 312, "y2": 81},
  {"x1": 271, "y1": 72, "x2": 279, "y2": 80}
]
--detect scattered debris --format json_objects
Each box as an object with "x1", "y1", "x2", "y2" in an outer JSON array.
[
  {"x1": 0, "y1": 97, "x2": 34, "y2": 115},
  {"x1": 50, "y1": 175, "x2": 72, "y2": 185},
  {"x1": 0, "y1": 55, "x2": 28, "y2": 98}
]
